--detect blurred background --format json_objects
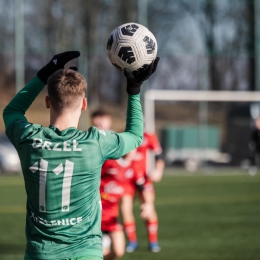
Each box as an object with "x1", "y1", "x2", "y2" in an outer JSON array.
[
  {"x1": 0, "y1": 1, "x2": 260, "y2": 260},
  {"x1": 1, "y1": 0, "x2": 260, "y2": 169}
]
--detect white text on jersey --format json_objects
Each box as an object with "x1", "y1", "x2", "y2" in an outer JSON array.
[{"x1": 32, "y1": 138, "x2": 82, "y2": 152}]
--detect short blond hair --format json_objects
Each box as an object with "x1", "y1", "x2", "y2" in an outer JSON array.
[{"x1": 47, "y1": 69, "x2": 87, "y2": 111}]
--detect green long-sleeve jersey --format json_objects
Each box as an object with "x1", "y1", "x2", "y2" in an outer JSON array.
[{"x1": 2, "y1": 76, "x2": 143, "y2": 260}]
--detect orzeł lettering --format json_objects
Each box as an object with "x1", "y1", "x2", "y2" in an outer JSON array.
[{"x1": 32, "y1": 138, "x2": 82, "y2": 151}]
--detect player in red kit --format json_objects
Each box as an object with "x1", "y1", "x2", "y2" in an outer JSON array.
[
  {"x1": 100, "y1": 150, "x2": 148, "y2": 260},
  {"x1": 121, "y1": 132, "x2": 165, "y2": 253}
]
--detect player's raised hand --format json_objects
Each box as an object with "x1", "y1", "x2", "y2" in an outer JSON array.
[
  {"x1": 37, "y1": 51, "x2": 80, "y2": 84},
  {"x1": 123, "y1": 57, "x2": 160, "y2": 95}
]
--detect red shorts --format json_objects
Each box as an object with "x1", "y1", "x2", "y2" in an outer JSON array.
[
  {"x1": 101, "y1": 199, "x2": 123, "y2": 232},
  {"x1": 124, "y1": 177, "x2": 154, "y2": 197},
  {"x1": 101, "y1": 215, "x2": 123, "y2": 232}
]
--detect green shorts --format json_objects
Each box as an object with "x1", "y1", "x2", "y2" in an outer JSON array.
[{"x1": 24, "y1": 256, "x2": 103, "y2": 260}]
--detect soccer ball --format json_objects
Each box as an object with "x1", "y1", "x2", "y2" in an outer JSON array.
[{"x1": 107, "y1": 22, "x2": 157, "y2": 74}]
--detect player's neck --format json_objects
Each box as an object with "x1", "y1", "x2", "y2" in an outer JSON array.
[{"x1": 50, "y1": 110, "x2": 81, "y2": 131}]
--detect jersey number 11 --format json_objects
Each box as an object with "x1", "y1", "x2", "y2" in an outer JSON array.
[{"x1": 29, "y1": 159, "x2": 74, "y2": 213}]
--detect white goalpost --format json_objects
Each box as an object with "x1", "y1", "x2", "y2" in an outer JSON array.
[
  {"x1": 145, "y1": 90, "x2": 260, "y2": 132},
  {"x1": 144, "y1": 90, "x2": 260, "y2": 170}
]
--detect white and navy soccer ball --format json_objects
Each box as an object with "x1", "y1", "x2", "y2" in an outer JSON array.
[{"x1": 107, "y1": 23, "x2": 157, "y2": 74}]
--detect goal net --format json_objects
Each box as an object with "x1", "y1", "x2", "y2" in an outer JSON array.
[{"x1": 144, "y1": 90, "x2": 260, "y2": 172}]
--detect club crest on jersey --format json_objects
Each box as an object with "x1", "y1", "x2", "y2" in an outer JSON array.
[{"x1": 104, "y1": 181, "x2": 124, "y2": 195}]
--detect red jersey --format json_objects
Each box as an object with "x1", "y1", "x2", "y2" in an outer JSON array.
[
  {"x1": 100, "y1": 159, "x2": 140, "y2": 203},
  {"x1": 134, "y1": 132, "x2": 162, "y2": 175},
  {"x1": 100, "y1": 158, "x2": 144, "y2": 232}
]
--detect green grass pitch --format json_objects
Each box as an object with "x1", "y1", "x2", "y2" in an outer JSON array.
[{"x1": 0, "y1": 170, "x2": 260, "y2": 260}]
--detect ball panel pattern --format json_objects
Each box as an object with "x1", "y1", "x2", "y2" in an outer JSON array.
[
  {"x1": 107, "y1": 22, "x2": 157, "y2": 72},
  {"x1": 118, "y1": 46, "x2": 136, "y2": 64},
  {"x1": 106, "y1": 34, "x2": 113, "y2": 50},
  {"x1": 121, "y1": 24, "x2": 139, "y2": 36}
]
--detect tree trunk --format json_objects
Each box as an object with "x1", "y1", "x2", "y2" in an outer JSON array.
[
  {"x1": 205, "y1": 0, "x2": 218, "y2": 90},
  {"x1": 248, "y1": 0, "x2": 255, "y2": 91}
]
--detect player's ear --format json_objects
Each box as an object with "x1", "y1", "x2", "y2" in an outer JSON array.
[
  {"x1": 82, "y1": 97, "x2": 87, "y2": 111},
  {"x1": 45, "y1": 96, "x2": 50, "y2": 109}
]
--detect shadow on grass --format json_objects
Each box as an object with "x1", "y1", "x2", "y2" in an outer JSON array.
[{"x1": 0, "y1": 244, "x2": 25, "y2": 254}]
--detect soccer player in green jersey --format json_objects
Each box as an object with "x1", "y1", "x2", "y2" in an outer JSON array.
[{"x1": 2, "y1": 51, "x2": 159, "y2": 260}]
